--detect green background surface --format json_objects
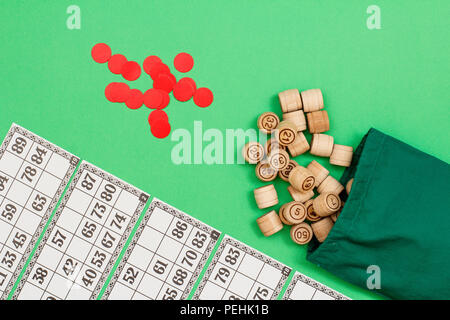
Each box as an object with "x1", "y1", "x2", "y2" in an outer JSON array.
[{"x1": 1, "y1": 0, "x2": 449, "y2": 300}]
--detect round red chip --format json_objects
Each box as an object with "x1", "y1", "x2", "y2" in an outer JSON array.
[
  {"x1": 178, "y1": 77, "x2": 197, "y2": 91},
  {"x1": 151, "y1": 120, "x2": 171, "y2": 139},
  {"x1": 157, "y1": 90, "x2": 170, "y2": 109},
  {"x1": 148, "y1": 62, "x2": 171, "y2": 80},
  {"x1": 143, "y1": 89, "x2": 163, "y2": 109},
  {"x1": 154, "y1": 73, "x2": 176, "y2": 93},
  {"x1": 121, "y1": 61, "x2": 141, "y2": 81},
  {"x1": 193, "y1": 87, "x2": 213, "y2": 108},
  {"x1": 108, "y1": 54, "x2": 128, "y2": 74},
  {"x1": 125, "y1": 89, "x2": 144, "y2": 109},
  {"x1": 174, "y1": 52, "x2": 194, "y2": 73},
  {"x1": 91, "y1": 43, "x2": 111, "y2": 63},
  {"x1": 110, "y1": 82, "x2": 131, "y2": 103},
  {"x1": 105, "y1": 83, "x2": 117, "y2": 102},
  {"x1": 148, "y1": 110, "x2": 169, "y2": 126},
  {"x1": 143, "y1": 55, "x2": 162, "y2": 75},
  {"x1": 173, "y1": 81, "x2": 195, "y2": 102}
]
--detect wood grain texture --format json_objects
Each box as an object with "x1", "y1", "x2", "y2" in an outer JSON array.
[
  {"x1": 313, "y1": 192, "x2": 341, "y2": 217},
  {"x1": 278, "y1": 89, "x2": 302, "y2": 113},
  {"x1": 307, "y1": 110, "x2": 329, "y2": 133},
  {"x1": 254, "y1": 184, "x2": 278, "y2": 209},
  {"x1": 290, "y1": 222, "x2": 313, "y2": 245},
  {"x1": 242, "y1": 142, "x2": 264, "y2": 164},
  {"x1": 306, "y1": 160, "x2": 329, "y2": 187},
  {"x1": 257, "y1": 112, "x2": 280, "y2": 134},
  {"x1": 330, "y1": 144, "x2": 353, "y2": 167},
  {"x1": 288, "y1": 185, "x2": 314, "y2": 203},
  {"x1": 311, "y1": 217, "x2": 334, "y2": 243},
  {"x1": 257, "y1": 210, "x2": 283, "y2": 237},
  {"x1": 301, "y1": 89, "x2": 324, "y2": 112},
  {"x1": 287, "y1": 132, "x2": 310, "y2": 157},
  {"x1": 255, "y1": 162, "x2": 278, "y2": 182},
  {"x1": 310, "y1": 134, "x2": 334, "y2": 157},
  {"x1": 282, "y1": 110, "x2": 307, "y2": 132},
  {"x1": 317, "y1": 175, "x2": 344, "y2": 195},
  {"x1": 288, "y1": 166, "x2": 315, "y2": 192}
]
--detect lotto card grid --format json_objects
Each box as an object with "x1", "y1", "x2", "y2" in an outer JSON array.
[
  {"x1": 11, "y1": 161, "x2": 149, "y2": 300},
  {"x1": 193, "y1": 236, "x2": 292, "y2": 300},
  {"x1": 282, "y1": 271, "x2": 350, "y2": 300},
  {"x1": 0, "y1": 124, "x2": 79, "y2": 300},
  {"x1": 102, "y1": 199, "x2": 221, "y2": 300}
]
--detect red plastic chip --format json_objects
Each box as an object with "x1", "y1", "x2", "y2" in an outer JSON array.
[
  {"x1": 148, "y1": 110, "x2": 169, "y2": 126},
  {"x1": 193, "y1": 87, "x2": 213, "y2": 108},
  {"x1": 110, "y1": 82, "x2": 131, "y2": 103},
  {"x1": 151, "y1": 119, "x2": 171, "y2": 139},
  {"x1": 125, "y1": 89, "x2": 144, "y2": 109},
  {"x1": 108, "y1": 54, "x2": 128, "y2": 74},
  {"x1": 154, "y1": 73, "x2": 176, "y2": 93},
  {"x1": 178, "y1": 77, "x2": 197, "y2": 91},
  {"x1": 157, "y1": 90, "x2": 170, "y2": 109},
  {"x1": 148, "y1": 62, "x2": 171, "y2": 80},
  {"x1": 143, "y1": 55, "x2": 162, "y2": 75},
  {"x1": 173, "y1": 81, "x2": 195, "y2": 102},
  {"x1": 91, "y1": 43, "x2": 111, "y2": 63},
  {"x1": 121, "y1": 61, "x2": 141, "y2": 81},
  {"x1": 174, "y1": 53, "x2": 194, "y2": 73},
  {"x1": 143, "y1": 89, "x2": 163, "y2": 109},
  {"x1": 105, "y1": 83, "x2": 116, "y2": 102}
]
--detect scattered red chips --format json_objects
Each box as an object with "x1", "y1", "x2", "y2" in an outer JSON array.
[
  {"x1": 193, "y1": 87, "x2": 213, "y2": 108},
  {"x1": 148, "y1": 62, "x2": 171, "y2": 80},
  {"x1": 151, "y1": 119, "x2": 171, "y2": 139},
  {"x1": 148, "y1": 110, "x2": 168, "y2": 126},
  {"x1": 143, "y1": 89, "x2": 163, "y2": 109},
  {"x1": 173, "y1": 80, "x2": 195, "y2": 102},
  {"x1": 154, "y1": 73, "x2": 176, "y2": 93},
  {"x1": 174, "y1": 53, "x2": 194, "y2": 73},
  {"x1": 95, "y1": 45, "x2": 212, "y2": 139},
  {"x1": 122, "y1": 61, "x2": 141, "y2": 81},
  {"x1": 108, "y1": 54, "x2": 128, "y2": 74},
  {"x1": 92, "y1": 43, "x2": 111, "y2": 63},
  {"x1": 125, "y1": 89, "x2": 144, "y2": 109},
  {"x1": 143, "y1": 55, "x2": 162, "y2": 75}
]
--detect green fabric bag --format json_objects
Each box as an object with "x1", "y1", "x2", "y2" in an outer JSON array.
[{"x1": 307, "y1": 128, "x2": 450, "y2": 300}]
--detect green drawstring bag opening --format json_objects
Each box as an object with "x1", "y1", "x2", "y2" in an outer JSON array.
[{"x1": 307, "y1": 128, "x2": 450, "y2": 300}]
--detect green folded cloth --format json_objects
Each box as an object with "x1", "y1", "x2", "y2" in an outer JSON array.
[{"x1": 307, "y1": 128, "x2": 450, "y2": 300}]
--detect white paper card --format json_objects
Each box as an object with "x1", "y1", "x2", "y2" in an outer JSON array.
[
  {"x1": 0, "y1": 124, "x2": 79, "y2": 300},
  {"x1": 11, "y1": 161, "x2": 149, "y2": 300}
]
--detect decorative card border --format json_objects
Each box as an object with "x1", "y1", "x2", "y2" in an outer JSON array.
[
  {"x1": 282, "y1": 271, "x2": 350, "y2": 300},
  {"x1": 193, "y1": 235, "x2": 292, "y2": 300},
  {"x1": 101, "y1": 198, "x2": 221, "y2": 300},
  {"x1": 1, "y1": 123, "x2": 80, "y2": 300}
]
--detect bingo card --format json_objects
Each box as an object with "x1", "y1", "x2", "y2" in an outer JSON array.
[
  {"x1": 0, "y1": 124, "x2": 79, "y2": 300},
  {"x1": 102, "y1": 198, "x2": 221, "y2": 300},
  {"x1": 11, "y1": 161, "x2": 149, "y2": 300},
  {"x1": 193, "y1": 235, "x2": 291, "y2": 300},
  {"x1": 282, "y1": 271, "x2": 350, "y2": 300}
]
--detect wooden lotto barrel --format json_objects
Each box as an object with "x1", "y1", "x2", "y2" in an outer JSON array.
[
  {"x1": 257, "y1": 210, "x2": 283, "y2": 236},
  {"x1": 254, "y1": 184, "x2": 278, "y2": 209},
  {"x1": 279, "y1": 89, "x2": 302, "y2": 113}
]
